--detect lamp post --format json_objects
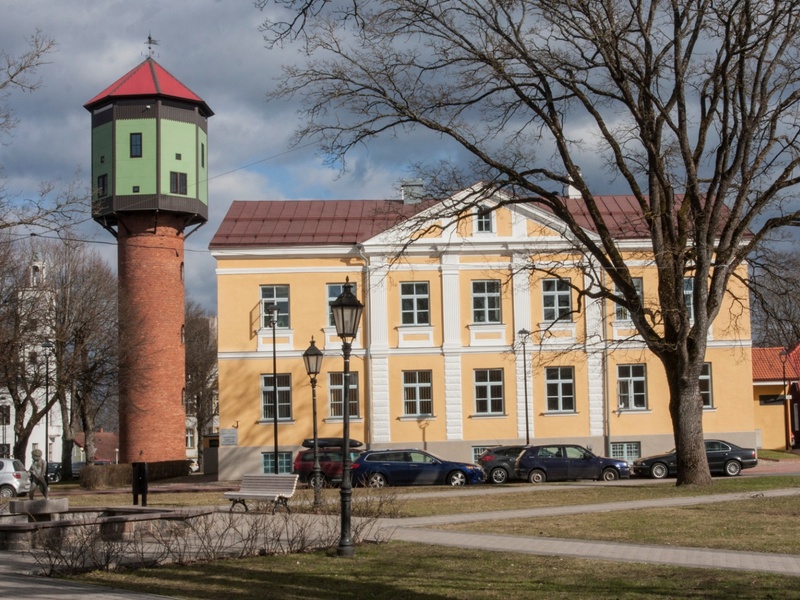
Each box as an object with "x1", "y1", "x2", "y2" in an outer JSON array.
[
  {"x1": 264, "y1": 304, "x2": 280, "y2": 474},
  {"x1": 517, "y1": 329, "x2": 531, "y2": 445},
  {"x1": 780, "y1": 349, "x2": 793, "y2": 451},
  {"x1": 330, "y1": 277, "x2": 363, "y2": 558},
  {"x1": 302, "y1": 337, "x2": 324, "y2": 510},
  {"x1": 41, "y1": 341, "x2": 54, "y2": 463}
]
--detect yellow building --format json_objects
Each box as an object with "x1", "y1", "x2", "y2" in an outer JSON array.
[{"x1": 210, "y1": 185, "x2": 757, "y2": 480}]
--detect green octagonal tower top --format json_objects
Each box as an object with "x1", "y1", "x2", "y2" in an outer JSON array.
[{"x1": 85, "y1": 58, "x2": 213, "y2": 230}]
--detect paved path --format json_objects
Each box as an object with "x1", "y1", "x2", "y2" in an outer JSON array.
[{"x1": 2, "y1": 463, "x2": 800, "y2": 598}]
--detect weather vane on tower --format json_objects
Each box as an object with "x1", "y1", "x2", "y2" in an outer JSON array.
[{"x1": 145, "y1": 33, "x2": 159, "y2": 57}]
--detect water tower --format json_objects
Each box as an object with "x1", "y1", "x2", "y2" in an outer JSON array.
[{"x1": 84, "y1": 57, "x2": 213, "y2": 463}]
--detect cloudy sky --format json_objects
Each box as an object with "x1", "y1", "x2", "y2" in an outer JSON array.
[{"x1": 1, "y1": 1, "x2": 440, "y2": 311}]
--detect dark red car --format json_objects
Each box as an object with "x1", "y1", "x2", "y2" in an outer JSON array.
[{"x1": 293, "y1": 438, "x2": 363, "y2": 487}]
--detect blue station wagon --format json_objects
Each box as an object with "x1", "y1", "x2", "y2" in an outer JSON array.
[{"x1": 351, "y1": 449, "x2": 486, "y2": 487}]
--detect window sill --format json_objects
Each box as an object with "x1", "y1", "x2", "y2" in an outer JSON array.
[
  {"x1": 541, "y1": 411, "x2": 578, "y2": 416},
  {"x1": 256, "y1": 419, "x2": 296, "y2": 425},
  {"x1": 614, "y1": 409, "x2": 652, "y2": 415},
  {"x1": 323, "y1": 417, "x2": 364, "y2": 424},
  {"x1": 397, "y1": 415, "x2": 435, "y2": 421},
  {"x1": 469, "y1": 413, "x2": 507, "y2": 419}
]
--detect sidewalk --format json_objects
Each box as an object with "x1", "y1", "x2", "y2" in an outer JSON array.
[{"x1": 2, "y1": 469, "x2": 800, "y2": 598}]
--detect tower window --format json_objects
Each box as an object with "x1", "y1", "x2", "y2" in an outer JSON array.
[
  {"x1": 130, "y1": 133, "x2": 142, "y2": 158},
  {"x1": 201, "y1": 143, "x2": 205, "y2": 168},
  {"x1": 97, "y1": 174, "x2": 108, "y2": 198},
  {"x1": 132, "y1": 186, "x2": 140, "y2": 193},
  {"x1": 175, "y1": 153, "x2": 182, "y2": 160},
  {"x1": 170, "y1": 172, "x2": 187, "y2": 195}
]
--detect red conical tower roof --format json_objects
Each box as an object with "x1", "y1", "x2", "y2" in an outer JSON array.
[{"x1": 84, "y1": 57, "x2": 213, "y2": 116}]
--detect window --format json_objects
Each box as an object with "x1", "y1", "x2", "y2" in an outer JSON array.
[
  {"x1": 97, "y1": 174, "x2": 108, "y2": 198},
  {"x1": 700, "y1": 363, "x2": 713, "y2": 408},
  {"x1": 130, "y1": 133, "x2": 142, "y2": 158},
  {"x1": 615, "y1": 278, "x2": 643, "y2": 321},
  {"x1": 611, "y1": 442, "x2": 641, "y2": 462},
  {"x1": 0, "y1": 405, "x2": 9, "y2": 425},
  {"x1": 185, "y1": 428, "x2": 195, "y2": 449},
  {"x1": 472, "y1": 280, "x2": 501, "y2": 323},
  {"x1": 175, "y1": 153, "x2": 182, "y2": 160},
  {"x1": 617, "y1": 364, "x2": 647, "y2": 410},
  {"x1": 327, "y1": 283, "x2": 357, "y2": 326},
  {"x1": 403, "y1": 371, "x2": 433, "y2": 416},
  {"x1": 542, "y1": 278, "x2": 572, "y2": 321},
  {"x1": 201, "y1": 143, "x2": 205, "y2": 168},
  {"x1": 262, "y1": 374, "x2": 292, "y2": 420},
  {"x1": 262, "y1": 452, "x2": 292, "y2": 474},
  {"x1": 545, "y1": 367, "x2": 575, "y2": 412},
  {"x1": 472, "y1": 446, "x2": 490, "y2": 462},
  {"x1": 170, "y1": 171, "x2": 187, "y2": 195},
  {"x1": 261, "y1": 285, "x2": 290, "y2": 328},
  {"x1": 474, "y1": 369, "x2": 504, "y2": 414},
  {"x1": 329, "y1": 372, "x2": 360, "y2": 418},
  {"x1": 476, "y1": 206, "x2": 493, "y2": 233},
  {"x1": 684, "y1": 278, "x2": 694, "y2": 322},
  {"x1": 400, "y1": 282, "x2": 430, "y2": 325}
]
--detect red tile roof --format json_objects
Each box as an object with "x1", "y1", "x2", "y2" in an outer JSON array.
[
  {"x1": 84, "y1": 57, "x2": 213, "y2": 116},
  {"x1": 752, "y1": 347, "x2": 799, "y2": 381},
  {"x1": 210, "y1": 199, "x2": 430, "y2": 248},
  {"x1": 74, "y1": 430, "x2": 120, "y2": 463},
  {"x1": 209, "y1": 194, "x2": 728, "y2": 249}
]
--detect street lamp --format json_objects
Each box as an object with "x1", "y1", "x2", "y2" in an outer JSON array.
[
  {"x1": 330, "y1": 277, "x2": 363, "y2": 558},
  {"x1": 302, "y1": 337, "x2": 324, "y2": 510},
  {"x1": 517, "y1": 330, "x2": 531, "y2": 445},
  {"x1": 264, "y1": 303, "x2": 280, "y2": 474},
  {"x1": 780, "y1": 349, "x2": 793, "y2": 451},
  {"x1": 41, "y1": 341, "x2": 54, "y2": 463}
]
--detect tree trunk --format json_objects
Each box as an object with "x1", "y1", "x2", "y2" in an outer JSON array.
[{"x1": 665, "y1": 359, "x2": 712, "y2": 486}]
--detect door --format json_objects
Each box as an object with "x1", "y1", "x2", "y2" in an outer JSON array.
[
  {"x1": 565, "y1": 445, "x2": 599, "y2": 480},
  {"x1": 535, "y1": 445, "x2": 569, "y2": 481},
  {"x1": 405, "y1": 451, "x2": 441, "y2": 485}
]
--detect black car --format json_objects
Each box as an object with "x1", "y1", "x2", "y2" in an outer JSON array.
[
  {"x1": 351, "y1": 449, "x2": 486, "y2": 487},
  {"x1": 45, "y1": 462, "x2": 63, "y2": 483},
  {"x1": 515, "y1": 444, "x2": 631, "y2": 483},
  {"x1": 477, "y1": 445, "x2": 526, "y2": 484},
  {"x1": 632, "y1": 439, "x2": 758, "y2": 479}
]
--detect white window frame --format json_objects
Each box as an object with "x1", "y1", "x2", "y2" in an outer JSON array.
[
  {"x1": 328, "y1": 372, "x2": 360, "y2": 418},
  {"x1": 472, "y1": 280, "x2": 502, "y2": 324},
  {"x1": 684, "y1": 277, "x2": 694, "y2": 322},
  {"x1": 262, "y1": 451, "x2": 292, "y2": 474},
  {"x1": 262, "y1": 373, "x2": 293, "y2": 420},
  {"x1": 700, "y1": 362, "x2": 713, "y2": 408},
  {"x1": 617, "y1": 364, "x2": 648, "y2": 410},
  {"x1": 474, "y1": 369, "x2": 504, "y2": 415},
  {"x1": 185, "y1": 428, "x2": 195, "y2": 449},
  {"x1": 400, "y1": 282, "x2": 430, "y2": 325},
  {"x1": 475, "y1": 205, "x2": 494, "y2": 233},
  {"x1": 611, "y1": 441, "x2": 641, "y2": 461},
  {"x1": 261, "y1": 285, "x2": 290, "y2": 328},
  {"x1": 542, "y1": 278, "x2": 572, "y2": 322},
  {"x1": 545, "y1": 366, "x2": 576, "y2": 413},
  {"x1": 403, "y1": 370, "x2": 433, "y2": 416},
  {"x1": 614, "y1": 278, "x2": 643, "y2": 322}
]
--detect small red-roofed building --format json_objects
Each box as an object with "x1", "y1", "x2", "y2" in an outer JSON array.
[{"x1": 752, "y1": 346, "x2": 800, "y2": 450}]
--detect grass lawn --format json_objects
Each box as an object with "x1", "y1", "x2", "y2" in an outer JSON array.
[
  {"x1": 62, "y1": 475, "x2": 800, "y2": 599},
  {"x1": 74, "y1": 542, "x2": 800, "y2": 600}
]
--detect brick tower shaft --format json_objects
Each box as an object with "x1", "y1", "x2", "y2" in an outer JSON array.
[{"x1": 117, "y1": 213, "x2": 186, "y2": 463}]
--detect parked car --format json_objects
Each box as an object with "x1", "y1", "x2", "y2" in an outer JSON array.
[
  {"x1": 293, "y1": 447, "x2": 364, "y2": 487},
  {"x1": 46, "y1": 461, "x2": 63, "y2": 483},
  {"x1": 351, "y1": 449, "x2": 486, "y2": 487},
  {"x1": 515, "y1": 444, "x2": 630, "y2": 483},
  {"x1": 632, "y1": 439, "x2": 758, "y2": 479},
  {"x1": 477, "y1": 445, "x2": 526, "y2": 484},
  {"x1": 0, "y1": 458, "x2": 31, "y2": 498}
]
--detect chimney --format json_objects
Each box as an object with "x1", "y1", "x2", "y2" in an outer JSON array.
[
  {"x1": 400, "y1": 179, "x2": 424, "y2": 204},
  {"x1": 563, "y1": 169, "x2": 582, "y2": 199}
]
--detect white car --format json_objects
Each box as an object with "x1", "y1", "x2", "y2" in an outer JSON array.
[{"x1": 0, "y1": 458, "x2": 31, "y2": 498}]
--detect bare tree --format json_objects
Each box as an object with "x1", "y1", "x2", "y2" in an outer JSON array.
[
  {"x1": 185, "y1": 300, "x2": 218, "y2": 470},
  {"x1": 749, "y1": 246, "x2": 800, "y2": 349},
  {"x1": 43, "y1": 237, "x2": 118, "y2": 474},
  {"x1": 263, "y1": 0, "x2": 800, "y2": 485},
  {"x1": 1, "y1": 33, "x2": 85, "y2": 232}
]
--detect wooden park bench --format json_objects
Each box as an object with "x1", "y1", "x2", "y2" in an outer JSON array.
[{"x1": 223, "y1": 474, "x2": 299, "y2": 514}]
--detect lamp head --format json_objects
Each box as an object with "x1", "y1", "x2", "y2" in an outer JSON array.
[
  {"x1": 330, "y1": 277, "x2": 364, "y2": 341},
  {"x1": 303, "y1": 337, "x2": 324, "y2": 377}
]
